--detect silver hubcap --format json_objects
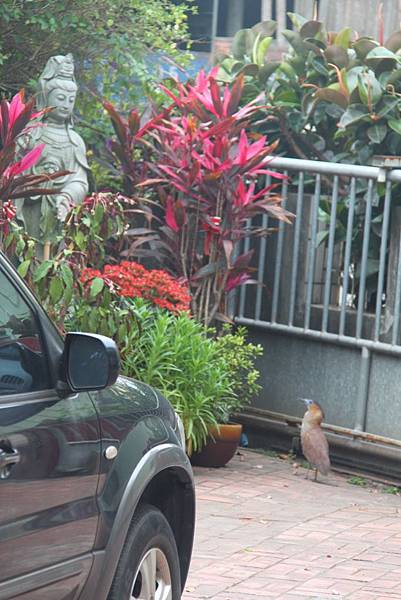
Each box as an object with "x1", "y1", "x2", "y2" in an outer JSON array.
[{"x1": 130, "y1": 548, "x2": 172, "y2": 600}]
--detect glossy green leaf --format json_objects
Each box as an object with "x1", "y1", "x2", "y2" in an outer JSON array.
[
  {"x1": 386, "y1": 68, "x2": 401, "y2": 85},
  {"x1": 353, "y1": 37, "x2": 379, "y2": 59},
  {"x1": 314, "y1": 88, "x2": 348, "y2": 109},
  {"x1": 273, "y1": 88, "x2": 299, "y2": 106},
  {"x1": 282, "y1": 30, "x2": 307, "y2": 54},
  {"x1": 252, "y1": 20, "x2": 277, "y2": 38},
  {"x1": 254, "y1": 36, "x2": 273, "y2": 66},
  {"x1": 388, "y1": 119, "x2": 401, "y2": 135},
  {"x1": 258, "y1": 62, "x2": 280, "y2": 83},
  {"x1": 367, "y1": 123, "x2": 387, "y2": 143},
  {"x1": 89, "y1": 276, "x2": 105, "y2": 299},
  {"x1": 344, "y1": 66, "x2": 365, "y2": 93},
  {"x1": 94, "y1": 202, "x2": 105, "y2": 224},
  {"x1": 335, "y1": 27, "x2": 354, "y2": 49},
  {"x1": 33, "y1": 260, "x2": 53, "y2": 282},
  {"x1": 385, "y1": 31, "x2": 401, "y2": 53},
  {"x1": 338, "y1": 104, "x2": 369, "y2": 128},
  {"x1": 17, "y1": 259, "x2": 31, "y2": 278},
  {"x1": 311, "y1": 57, "x2": 330, "y2": 77},
  {"x1": 232, "y1": 28, "x2": 255, "y2": 59},
  {"x1": 287, "y1": 12, "x2": 308, "y2": 31},
  {"x1": 357, "y1": 71, "x2": 382, "y2": 106},
  {"x1": 74, "y1": 229, "x2": 86, "y2": 250},
  {"x1": 377, "y1": 96, "x2": 400, "y2": 117},
  {"x1": 325, "y1": 45, "x2": 349, "y2": 68},
  {"x1": 49, "y1": 277, "x2": 64, "y2": 304},
  {"x1": 366, "y1": 46, "x2": 398, "y2": 61},
  {"x1": 300, "y1": 21, "x2": 323, "y2": 40},
  {"x1": 60, "y1": 263, "x2": 73, "y2": 289}
]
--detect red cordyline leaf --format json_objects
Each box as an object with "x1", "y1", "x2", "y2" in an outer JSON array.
[
  {"x1": 233, "y1": 250, "x2": 254, "y2": 271},
  {"x1": 103, "y1": 100, "x2": 128, "y2": 146},
  {"x1": 234, "y1": 180, "x2": 256, "y2": 207},
  {"x1": 1, "y1": 91, "x2": 24, "y2": 144},
  {"x1": 8, "y1": 90, "x2": 25, "y2": 130},
  {"x1": 5, "y1": 143, "x2": 45, "y2": 177},
  {"x1": 225, "y1": 272, "x2": 254, "y2": 292},
  {"x1": 159, "y1": 84, "x2": 184, "y2": 108},
  {"x1": 1, "y1": 95, "x2": 45, "y2": 149},
  {"x1": 128, "y1": 110, "x2": 140, "y2": 135},
  {"x1": 235, "y1": 130, "x2": 268, "y2": 167},
  {"x1": 226, "y1": 74, "x2": 244, "y2": 115},
  {"x1": 165, "y1": 196, "x2": 179, "y2": 231}
]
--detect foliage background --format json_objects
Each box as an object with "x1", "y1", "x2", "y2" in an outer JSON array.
[{"x1": 0, "y1": 0, "x2": 194, "y2": 187}]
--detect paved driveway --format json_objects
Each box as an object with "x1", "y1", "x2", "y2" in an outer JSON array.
[{"x1": 183, "y1": 449, "x2": 401, "y2": 599}]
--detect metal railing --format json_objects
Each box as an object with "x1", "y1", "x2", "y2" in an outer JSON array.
[{"x1": 236, "y1": 156, "x2": 401, "y2": 356}]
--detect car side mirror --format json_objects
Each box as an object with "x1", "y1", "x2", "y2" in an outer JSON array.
[{"x1": 59, "y1": 332, "x2": 120, "y2": 394}]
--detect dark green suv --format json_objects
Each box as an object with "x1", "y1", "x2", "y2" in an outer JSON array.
[{"x1": 0, "y1": 252, "x2": 195, "y2": 600}]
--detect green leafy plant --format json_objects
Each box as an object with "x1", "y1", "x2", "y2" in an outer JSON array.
[
  {"x1": 3, "y1": 192, "x2": 140, "y2": 325},
  {"x1": 218, "y1": 12, "x2": 401, "y2": 311},
  {"x1": 121, "y1": 305, "x2": 264, "y2": 455},
  {"x1": 348, "y1": 476, "x2": 367, "y2": 487},
  {"x1": 382, "y1": 485, "x2": 400, "y2": 495},
  {"x1": 218, "y1": 12, "x2": 401, "y2": 164},
  {"x1": 105, "y1": 299, "x2": 237, "y2": 455},
  {"x1": 214, "y1": 325, "x2": 263, "y2": 420}
]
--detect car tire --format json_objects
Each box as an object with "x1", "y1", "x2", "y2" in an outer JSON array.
[{"x1": 108, "y1": 503, "x2": 181, "y2": 600}]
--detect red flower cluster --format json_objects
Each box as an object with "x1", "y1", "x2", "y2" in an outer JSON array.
[
  {"x1": 0, "y1": 200, "x2": 16, "y2": 235},
  {"x1": 81, "y1": 261, "x2": 191, "y2": 313}
]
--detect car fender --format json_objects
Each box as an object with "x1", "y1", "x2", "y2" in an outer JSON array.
[{"x1": 80, "y1": 442, "x2": 193, "y2": 600}]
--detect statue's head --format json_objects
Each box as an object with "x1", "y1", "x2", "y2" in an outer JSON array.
[{"x1": 37, "y1": 54, "x2": 78, "y2": 124}]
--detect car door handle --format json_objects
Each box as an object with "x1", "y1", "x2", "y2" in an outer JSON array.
[{"x1": 0, "y1": 448, "x2": 21, "y2": 478}]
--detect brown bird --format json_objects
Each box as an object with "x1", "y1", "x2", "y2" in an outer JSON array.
[{"x1": 299, "y1": 398, "x2": 330, "y2": 482}]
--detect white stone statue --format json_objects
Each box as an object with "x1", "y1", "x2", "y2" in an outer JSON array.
[{"x1": 16, "y1": 54, "x2": 89, "y2": 256}]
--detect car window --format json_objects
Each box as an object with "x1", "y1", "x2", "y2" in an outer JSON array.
[{"x1": 0, "y1": 270, "x2": 50, "y2": 396}]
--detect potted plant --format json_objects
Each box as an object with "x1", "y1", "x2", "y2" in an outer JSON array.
[{"x1": 190, "y1": 325, "x2": 263, "y2": 467}]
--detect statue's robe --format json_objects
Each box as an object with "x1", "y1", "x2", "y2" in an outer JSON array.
[{"x1": 15, "y1": 124, "x2": 89, "y2": 247}]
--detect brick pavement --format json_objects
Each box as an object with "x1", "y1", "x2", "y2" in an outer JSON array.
[{"x1": 183, "y1": 449, "x2": 401, "y2": 600}]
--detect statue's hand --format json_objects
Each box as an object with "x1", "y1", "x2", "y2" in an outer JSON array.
[{"x1": 55, "y1": 194, "x2": 71, "y2": 222}]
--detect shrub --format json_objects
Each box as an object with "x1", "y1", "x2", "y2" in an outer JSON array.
[
  {"x1": 218, "y1": 12, "x2": 401, "y2": 165},
  {"x1": 81, "y1": 261, "x2": 191, "y2": 313},
  {"x1": 104, "y1": 70, "x2": 292, "y2": 325},
  {"x1": 214, "y1": 325, "x2": 263, "y2": 420},
  {"x1": 119, "y1": 301, "x2": 236, "y2": 454}
]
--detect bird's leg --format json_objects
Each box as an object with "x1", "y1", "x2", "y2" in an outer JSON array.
[
  {"x1": 314, "y1": 468, "x2": 318, "y2": 482},
  {"x1": 305, "y1": 463, "x2": 310, "y2": 479}
]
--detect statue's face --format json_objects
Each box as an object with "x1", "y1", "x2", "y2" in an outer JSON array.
[{"x1": 47, "y1": 87, "x2": 77, "y2": 123}]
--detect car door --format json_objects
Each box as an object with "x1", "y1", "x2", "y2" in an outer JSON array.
[{"x1": 0, "y1": 264, "x2": 101, "y2": 600}]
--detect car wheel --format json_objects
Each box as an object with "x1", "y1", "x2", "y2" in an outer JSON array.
[{"x1": 108, "y1": 504, "x2": 181, "y2": 600}]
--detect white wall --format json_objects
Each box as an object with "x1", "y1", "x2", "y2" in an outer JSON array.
[{"x1": 295, "y1": 0, "x2": 401, "y2": 39}]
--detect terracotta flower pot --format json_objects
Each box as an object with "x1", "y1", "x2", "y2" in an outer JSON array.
[{"x1": 190, "y1": 423, "x2": 242, "y2": 468}]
